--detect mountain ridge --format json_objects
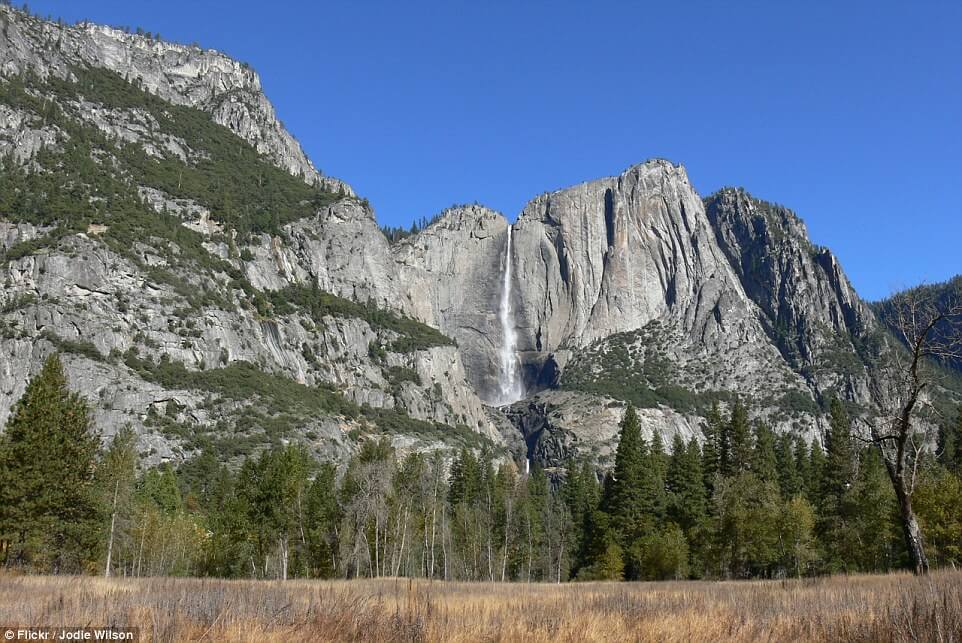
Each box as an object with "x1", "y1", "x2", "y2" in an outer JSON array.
[{"x1": 0, "y1": 6, "x2": 958, "y2": 471}]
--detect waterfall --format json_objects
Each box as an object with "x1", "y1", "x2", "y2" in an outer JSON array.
[{"x1": 498, "y1": 225, "x2": 523, "y2": 405}]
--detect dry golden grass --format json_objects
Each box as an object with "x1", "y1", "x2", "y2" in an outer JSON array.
[{"x1": 0, "y1": 571, "x2": 960, "y2": 642}]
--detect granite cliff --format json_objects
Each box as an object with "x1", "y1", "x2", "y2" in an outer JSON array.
[{"x1": 1, "y1": 7, "x2": 956, "y2": 470}]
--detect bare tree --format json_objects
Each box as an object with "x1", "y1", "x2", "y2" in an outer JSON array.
[{"x1": 863, "y1": 287, "x2": 962, "y2": 575}]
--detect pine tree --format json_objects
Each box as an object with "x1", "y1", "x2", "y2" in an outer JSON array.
[
  {"x1": 823, "y1": 399, "x2": 856, "y2": 501},
  {"x1": 794, "y1": 437, "x2": 813, "y2": 501},
  {"x1": 751, "y1": 422, "x2": 778, "y2": 484},
  {"x1": 563, "y1": 460, "x2": 600, "y2": 577},
  {"x1": 576, "y1": 510, "x2": 624, "y2": 581},
  {"x1": 848, "y1": 447, "x2": 900, "y2": 571},
  {"x1": 448, "y1": 447, "x2": 482, "y2": 505},
  {"x1": 258, "y1": 444, "x2": 312, "y2": 580},
  {"x1": 722, "y1": 399, "x2": 751, "y2": 476},
  {"x1": 139, "y1": 465, "x2": 183, "y2": 514},
  {"x1": 775, "y1": 434, "x2": 803, "y2": 498},
  {"x1": 937, "y1": 407, "x2": 962, "y2": 473},
  {"x1": 649, "y1": 430, "x2": 668, "y2": 522},
  {"x1": 667, "y1": 436, "x2": 707, "y2": 531},
  {"x1": 0, "y1": 354, "x2": 100, "y2": 572},
  {"x1": 820, "y1": 400, "x2": 858, "y2": 572},
  {"x1": 701, "y1": 402, "x2": 723, "y2": 494},
  {"x1": 200, "y1": 463, "x2": 254, "y2": 578},
  {"x1": 806, "y1": 440, "x2": 827, "y2": 506},
  {"x1": 650, "y1": 431, "x2": 668, "y2": 483},
  {"x1": 606, "y1": 405, "x2": 650, "y2": 545}
]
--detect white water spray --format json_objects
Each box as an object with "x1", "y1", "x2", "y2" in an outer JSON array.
[{"x1": 497, "y1": 225, "x2": 523, "y2": 405}]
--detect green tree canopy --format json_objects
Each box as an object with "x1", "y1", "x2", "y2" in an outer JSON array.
[{"x1": 0, "y1": 354, "x2": 100, "y2": 572}]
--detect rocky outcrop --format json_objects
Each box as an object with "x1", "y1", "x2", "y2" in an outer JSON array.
[
  {"x1": 705, "y1": 188, "x2": 876, "y2": 403},
  {"x1": 392, "y1": 163, "x2": 815, "y2": 415},
  {"x1": 511, "y1": 161, "x2": 747, "y2": 351},
  {"x1": 0, "y1": 217, "x2": 501, "y2": 463},
  {"x1": 502, "y1": 390, "x2": 700, "y2": 470},
  {"x1": 0, "y1": 8, "x2": 498, "y2": 465},
  {"x1": 390, "y1": 205, "x2": 511, "y2": 401},
  {"x1": 0, "y1": 5, "x2": 351, "y2": 194}
]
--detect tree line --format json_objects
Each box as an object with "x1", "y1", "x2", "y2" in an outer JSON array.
[{"x1": 1, "y1": 354, "x2": 961, "y2": 580}]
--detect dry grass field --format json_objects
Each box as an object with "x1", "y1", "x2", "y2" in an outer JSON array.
[{"x1": 0, "y1": 571, "x2": 960, "y2": 642}]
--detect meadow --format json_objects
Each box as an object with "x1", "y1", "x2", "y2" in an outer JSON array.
[{"x1": 0, "y1": 571, "x2": 960, "y2": 642}]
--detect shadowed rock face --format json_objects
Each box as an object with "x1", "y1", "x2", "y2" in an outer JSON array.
[{"x1": 704, "y1": 188, "x2": 877, "y2": 402}]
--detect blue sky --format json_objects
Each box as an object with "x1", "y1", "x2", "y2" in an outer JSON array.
[{"x1": 27, "y1": 1, "x2": 962, "y2": 300}]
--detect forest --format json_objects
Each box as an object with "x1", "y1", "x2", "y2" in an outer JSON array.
[{"x1": 1, "y1": 353, "x2": 960, "y2": 582}]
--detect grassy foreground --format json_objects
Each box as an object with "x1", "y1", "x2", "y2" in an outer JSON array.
[{"x1": 0, "y1": 571, "x2": 960, "y2": 642}]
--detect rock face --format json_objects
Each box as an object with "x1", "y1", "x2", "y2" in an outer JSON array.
[
  {"x1": 503, "y1": 390, "x2": 698, "y2": 471},
  {"x1": 512, "y1": 161, "x2": 743, "y2": 351},
  {"x1": 392, "y1": 206, "x2": 511, "y2": 401},
  {"x1": 2, "y1": 7, "x2": 952, "y2": 471},
  {"x1": 389, "y1": 163, "x2": 853, "y2": 453},
  {"x1": 0, "y1": 7, "x2": 498, "y2": 466},
  {"x1": 0, "y1": 5, "x2": 351, "y2": 195},
  {"x1": 705, "y1": 188, "x2": 877, "y2": 403}
]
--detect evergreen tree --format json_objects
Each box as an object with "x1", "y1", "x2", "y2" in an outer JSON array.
[
  {"x1": 937, "y1": 407, "x2": 962, "y2": 473},
  {"x1": 848, "y1": 447, "x2": 900, "y2": 572},
  {"x1": 448, "y1": 447, "x2": 482, "y2": 505},
  {"x1": 913, "y1": 466, "x2": 962, "y2": 568},
  {"x1": 711, "y1": 472, "x2": 781, "y2": 578},
  {"x1": 0, "y1": 354, "x2": 100, "y2": 572},
  {"x1": 667, "y1": 436, "x2": 706, "y2": 531},
  {"x1": 139, "y1": 465, "x2": 183, "y2": 514},
  {"x1": 794, "y1": 437, "x2": 813, "y2": 501},
  {"x1": 199, "y1": 463, "x2": 254, "y2": 578},
  {"x1": 258, "y1": 444, "x2": 312, "y2": 580},
  {"x1": 648, "y1": 430, "x2": 669, "y2": 522},
  {"x1": 607, "y1": 405, "x2": 646, "y2": 543},
  {"x1": 751, "y1": 421, "x2": 778, "y2": 483},
  {"x1": 806, "y1": 441, "x2": 827, "y2": 506},
  {"x1": 563, "y1": 460, "x2": 600, "y2": 577},
  {"x1": 650, "y1": 430, "x2": 669, "y2": 484},
  {"x1": 576, "y1": 510, "x2": 624, "y2": 581},
  {"x1": 722, "y1": 399, "x2": 751, "y2": 476},
  {"x1": 175, "y1": 448, "x2": 221, "y2": 510},
  {"x1": 823, "y1": 399, "x2": 856, "y2": 500},
  {"x1": 701, "y1": 402, "x2": 723, "y2": 493},
  {"x1": 305, "y1": 463, "x2": 341, "y2": 578},
  {"x1": 522, "y1": 467, "x2": 549, "y2": 581},
  {"x1": 775, "y1": 434, "x2": 803, "y2": 498},
  {"x1": 815, "y1": 400, "x2": 860, "y2": 571}
]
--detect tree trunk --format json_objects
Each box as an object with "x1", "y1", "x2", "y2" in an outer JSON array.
[
  {"x1": 374, "y1": 513, "x2": 380, "y2": 577},
  {"x1": 501, "y1": 498, "x2": 512, "y2": 582},
  {"x1": 441, "y1": 505, "x2": 449, "y2": 581},
  {"x1": 430, "y1": 472, "x2": 438, "y2": 578},
  {"x1": 105, "y1": 479, "x2": 119, "y2": 577},
  {"x1": 136, "y1": 510, "x2": 147, "y2": 577},
  {"x1": 894, "y1": 481, "x2": 929, "y2": 575}
]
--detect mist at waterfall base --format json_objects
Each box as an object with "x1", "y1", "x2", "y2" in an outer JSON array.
[{"x1": 497, "y1": 226, "x2": 524, "y2": 407}]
